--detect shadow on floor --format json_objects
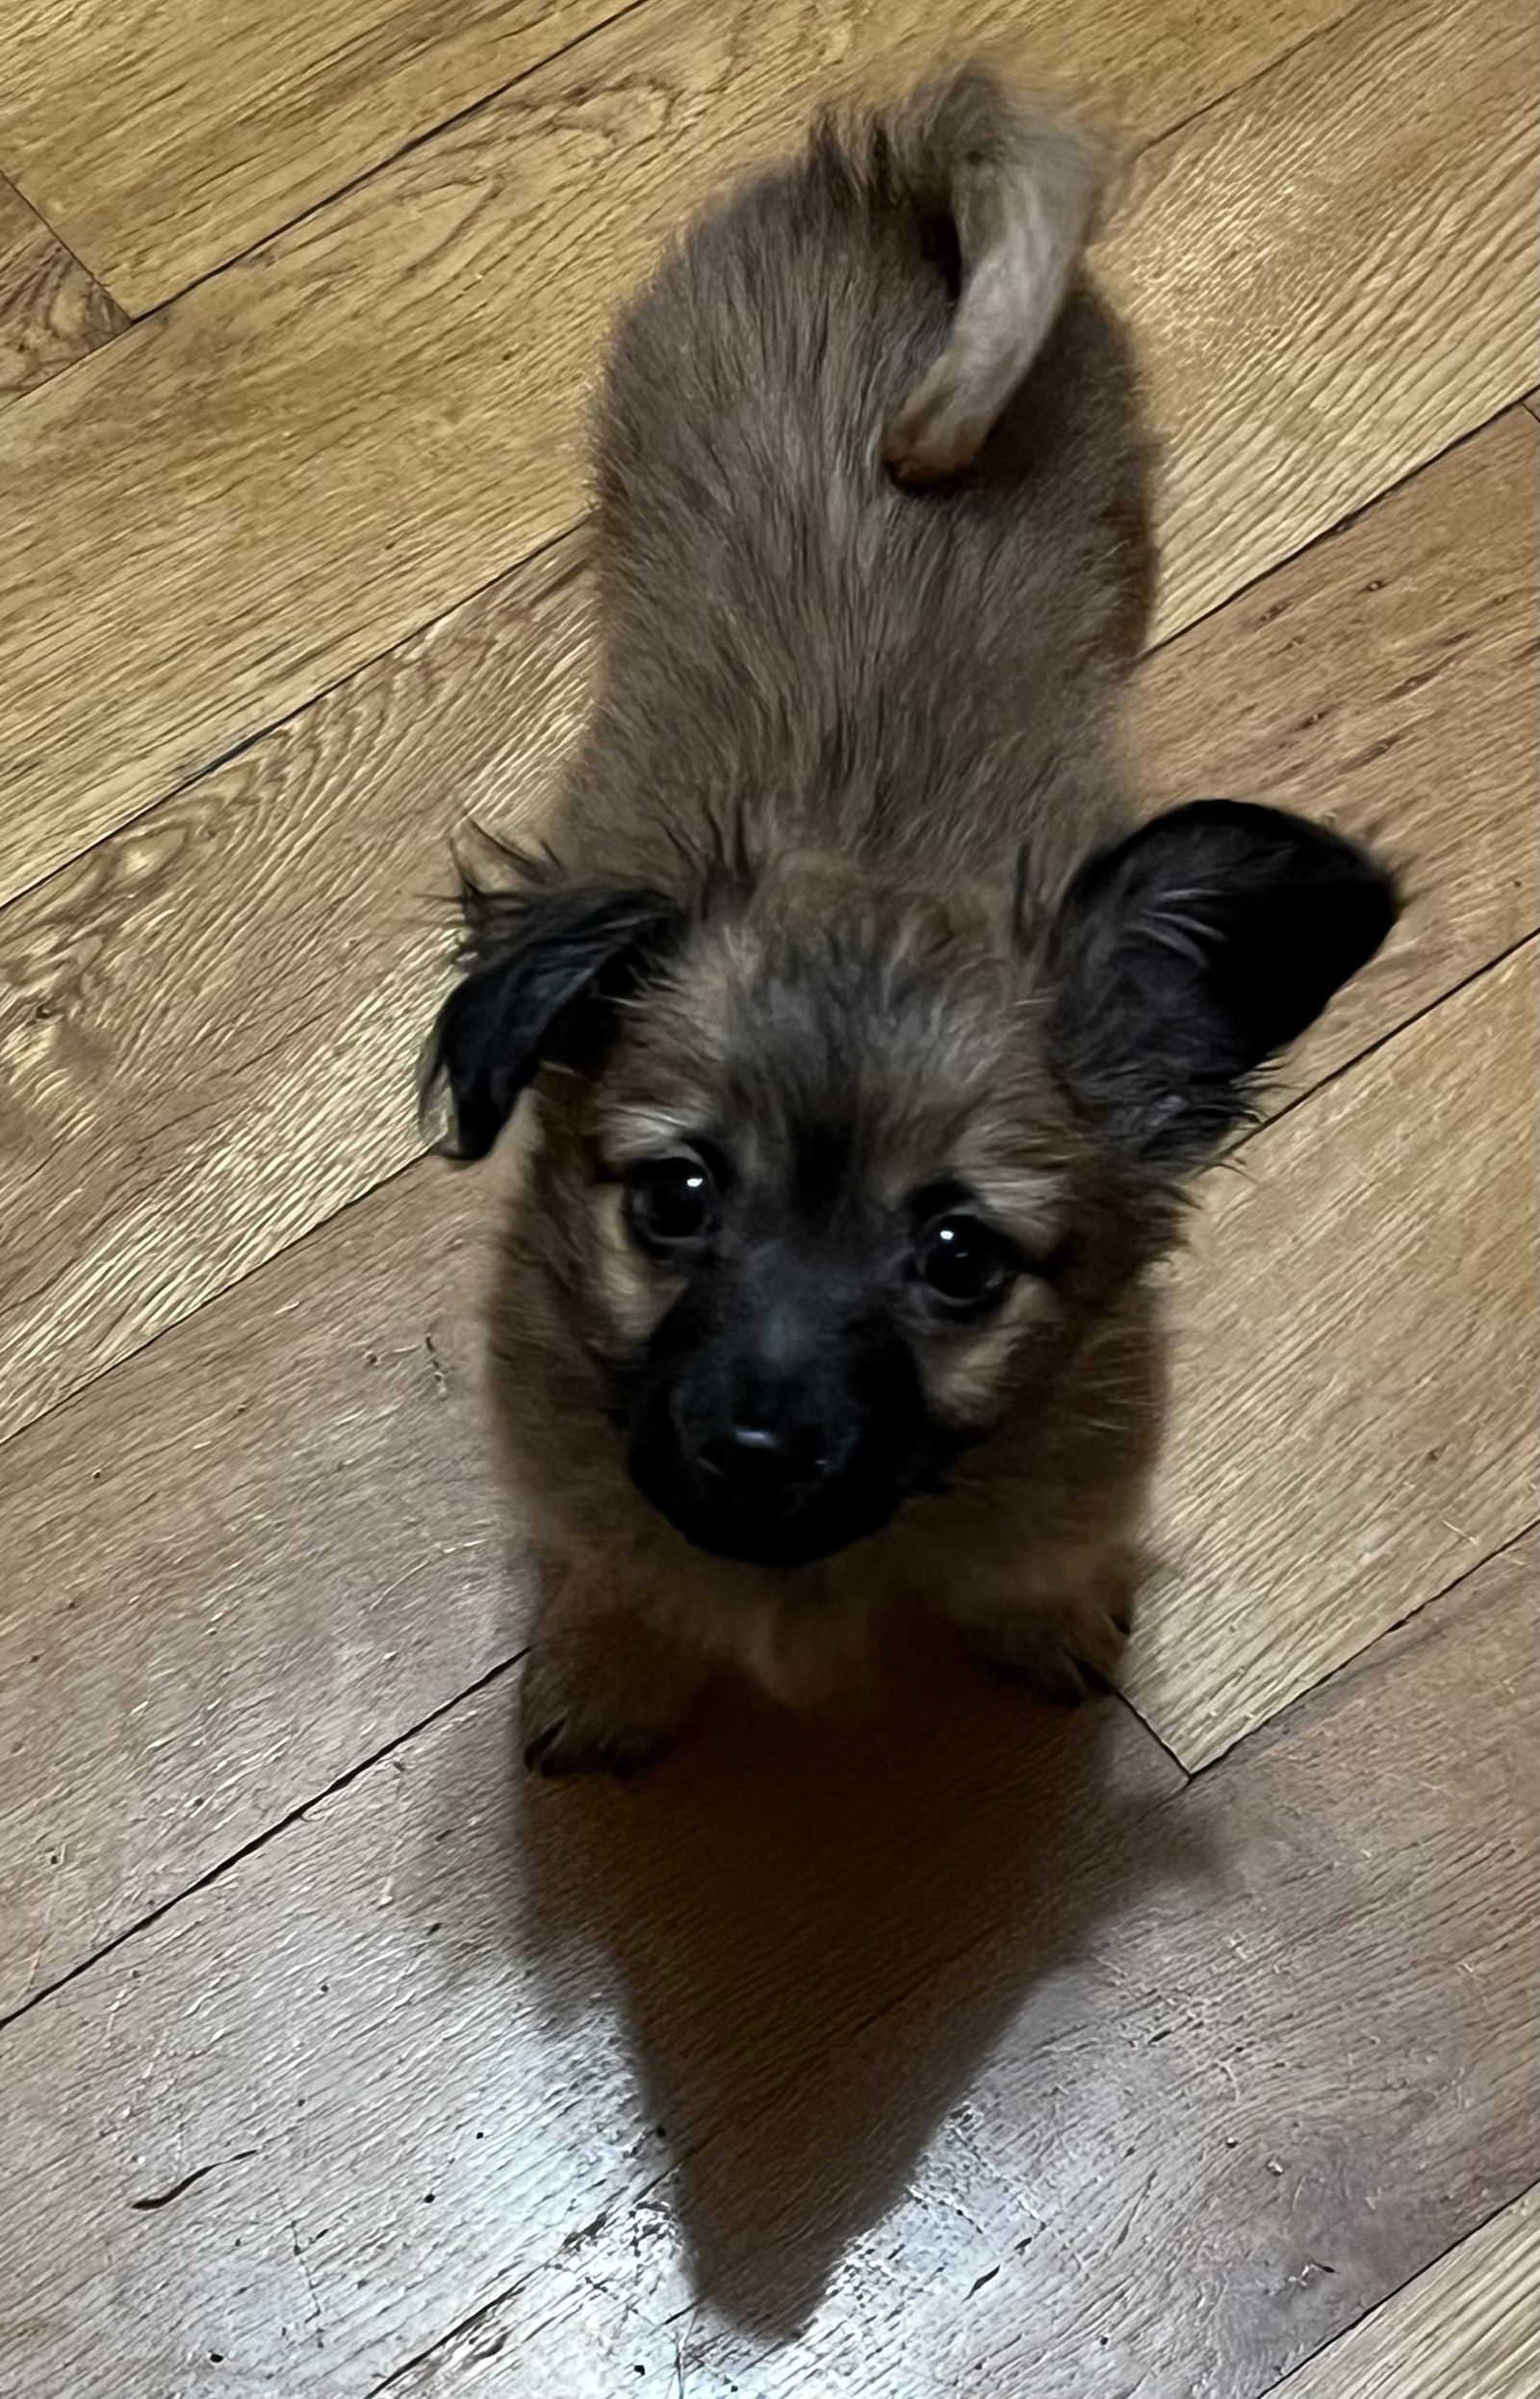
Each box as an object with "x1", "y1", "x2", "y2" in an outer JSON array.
[{"x1": 507, "y1": 1633, "x2": 1205, "y2": 2342}]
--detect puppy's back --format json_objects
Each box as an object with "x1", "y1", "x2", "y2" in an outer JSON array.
[{"x1": 578, "y1": 72, "x2": 1156, "y2": 886}]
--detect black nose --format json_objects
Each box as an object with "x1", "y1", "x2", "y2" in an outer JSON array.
[{"x1": 695, "y1": 1416, "x2": 831, "y2": 1499}]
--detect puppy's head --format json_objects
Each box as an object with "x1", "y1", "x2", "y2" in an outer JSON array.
[{"x1": 424, "y1": 807, "x2": 1397, "y2": 1568}]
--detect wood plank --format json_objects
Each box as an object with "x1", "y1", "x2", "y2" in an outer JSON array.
[
  {"x1": 386, "y1": 1544, "x2": 1540, "y2": 2397},
  {"x1": 0, "y1": 171, "x2": 124, "y2": 401},
  {"x1": 0, "y1": 1634, "x2": 1183, "y2": 2387},
  {"x1": 1113, "y1": 0, "x2": 1538, "y2": 640},
  {"x1": 1126, "y1": 942, "x2": 1539, "y2": 1767},
  {"x1": 0, "y1": 530, "x2": 593, "y2": 1449},
  {"x1": 0, "y1": 0, "x2": 629, "y2": 316},
  {"x1": 0, "y1": 1157, "x2": 505, "y2": 2020},
  {"x1": 0, "y1": 0, "x2": 1359, "y2": 318},
  {"x1": 2, "y1": 1532, "x2": 1528, "y2": 2397},
  {"x1": 2, "y1": 442, "x2": 1535, "y2": 2005},
  {"x1": 0, "y1": 405, "x2": 1532, "y2": 1468},
  {"x1": 0, "y1": 0, "x2": 1530, "y2": 907},
  {"x1": 1263, "y1": 2190, "x2": 1539, "y2": 2399}
]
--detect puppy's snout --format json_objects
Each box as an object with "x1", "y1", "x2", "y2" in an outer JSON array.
[
  {"x1": 626, "y1": 1279, "x2": 935, "y2": 1568},
  {"x1": 661, "y1": 1359, "x2": 867, "y2": 1565},
  {"x1": 694, "y1": 1412, "x2": 833, "y2": 1501}
]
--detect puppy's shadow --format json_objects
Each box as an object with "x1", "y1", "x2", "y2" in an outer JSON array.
[{"x1": 509, "y1": 1636, "x2": 1206, "y2": 2342}]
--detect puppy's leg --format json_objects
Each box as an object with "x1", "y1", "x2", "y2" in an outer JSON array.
[
  {"x1": 948, "y1": 1535, "x2": 1140, "y2": 1706},
  {"x1": 520, "y1": 1564, "x2": 709, "y2": 1780}
]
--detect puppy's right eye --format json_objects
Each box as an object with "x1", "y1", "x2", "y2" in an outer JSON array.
[
  {"x1": 625, "y1": 1154, "x2": 721, "y2": 1256},
  {"x1": 911, "y1": 1212, "x2": 1021, "y2": 1314}
]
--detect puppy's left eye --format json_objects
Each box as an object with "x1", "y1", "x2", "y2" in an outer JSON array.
[
  {"x1": 913, "y1": 1214, "x2": 1020, "y2": 1313},
  {"x1": 626, "y1": 1154, "x2": 721, "y2": 1255}
]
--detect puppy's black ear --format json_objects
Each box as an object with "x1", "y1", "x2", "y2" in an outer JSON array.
[
  {"x1": 1048, "y1": 800, "x2": 1399, "y2": 1174},
  {"x1": 421, "y1": 882, "x2": 680, "y2": 1160}
]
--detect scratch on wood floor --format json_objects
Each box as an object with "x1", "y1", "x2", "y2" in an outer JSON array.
[{"x1": 128, "y1": 2150, "x2": 258, "y2": 2212}]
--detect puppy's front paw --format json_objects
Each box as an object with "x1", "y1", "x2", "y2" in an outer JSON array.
[
  {"x1": 979, "y1": 1614, "x2": 1125, "y2": 1708},
  {"x1": 967, "y1": 1552, "x2": 1137, "y2": 1708},
  {"x1": 522, "y1": 1702, "x2": 675, "y2": 1783},
  {"x1": 518, "y1": 1619, "x2": 704, "y2": 1782}
]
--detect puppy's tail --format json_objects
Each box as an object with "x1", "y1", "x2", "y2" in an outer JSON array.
[{"x1": 871, "y1": 69, "x2": 1108, "y2": 484}]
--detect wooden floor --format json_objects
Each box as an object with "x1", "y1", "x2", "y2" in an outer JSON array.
[{"x1": 0, "y1": 1, "x2": 1535, "y2": 2391}]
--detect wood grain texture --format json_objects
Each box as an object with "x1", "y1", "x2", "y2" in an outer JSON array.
[
  {"x1": 408, "y1": 1557, "x2": 1538, "y2": 2399},
  {"x1": 0, "y1": 1157, "x2": 505, "y2": 2021},
  {"x1": 1117, "y1": 0, "x2": 1538, "y2": 638},
  {"x1": 2, "y1": 403, "x2": 1533, "y2": 1458},
  {"x1": 1264, "y1": 2190, "x2": 1539, "y2": 2399},
  {"x1": 0, "y1": 0, "x2": 630, "y2": 314},
  {"x1": 0, "y1": 531, "x2": 593, "y2": 1448},
  {"x1": 0, "y1": 1624, "x2": 1182, "y2": 2390},
  {"x1": 0, "y1": 0, "x2": 1531, "y2": 907},
  {"x1": 1127, "y1": 942, "x2": 1539, "y2": 1766},
  {"x1": 0, "y1": 0, "x2": 1361, "y2": 318},
  {"x1": 0, "y1": 170, "x2": 124, "y2": 400},
  {"x1": 5, "y1": 1535, "x2": 1527, "y2": 2398}
]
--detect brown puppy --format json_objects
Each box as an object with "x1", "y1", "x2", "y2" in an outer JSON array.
[{"x1": 423, "y1": 71, "x2": 1399, "y2": 1777}]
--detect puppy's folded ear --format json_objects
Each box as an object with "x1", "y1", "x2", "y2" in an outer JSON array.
[
  {"x1": 1047, "y1": 799, "x2": 1400, "y2": 1174},
  {"x1": 421, "y1": 880, "x2": 680, "y2": 1160}
]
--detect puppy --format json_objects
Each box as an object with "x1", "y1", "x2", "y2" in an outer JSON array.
[{"x1": 423, "y1": 70, "x2": 1399, "y2": 1777}]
